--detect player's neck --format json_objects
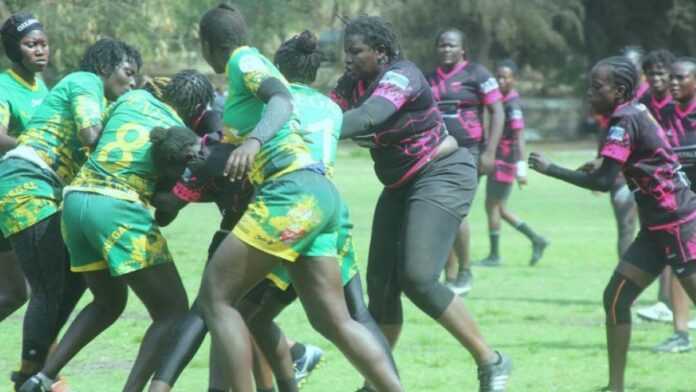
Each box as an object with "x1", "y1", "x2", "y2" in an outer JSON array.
[
  {"x1": 652, "y1": 89, "x2": 668, "y2": 101},
  {"x1": 11, "y1": 64, "x2": 36, "y2": 86}
]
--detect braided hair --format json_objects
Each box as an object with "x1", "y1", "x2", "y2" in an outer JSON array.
[
  {"x1": 161, "y1": 69, "x2": 214, "y2": 125},
  {"x1": 79, "y1": 38, "x2": 142, "y2": 76},
  {"x1": 344, "y1": 16, "x2": 400, "y2": 63},
  {"x1": 141, "y1": 76, "x2": 171, "y2": 101},
  {"x1": 274, "y1": 30, "x2": 322, "y2": 84},
  {"x1": 150, "y1": 126, "x2": 199, "y2": 172},
  {"x1": 199, "y1": 3, "x2": 247, "y2": 49},
  {"x1": 642, "y1": 49, "x2": 676, "y2": 73},
  {"x1": 596, "y1": 56, "x2": 639, "y2": 102},
  {"x1": 1, "y1": 12, "x2": 44, "y2": 63}
]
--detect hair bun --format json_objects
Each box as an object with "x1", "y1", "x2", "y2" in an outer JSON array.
[
  {"x1": 296, "y1": 30, "x2": 318, "y2": 54},
  {"x1": 217, "y1": 2, "x2": 239, "y2": 12}
]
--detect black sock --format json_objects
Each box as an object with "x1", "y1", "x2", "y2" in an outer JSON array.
[
  {"x1": 277, "y1": 378, "x2": 299, "y2": 392},
  {"x1": 514, "y1": 222, "x2": 539, "y2": 242},
  {"x1": 489, "y1": 230, "x2": 500, "y2": 258},
  {"x1": 676, "y1": 330, "x2": 689, "y2": 339},
  {"x1": 290, "y1": 342, "x2": 306, "y2": 362}
]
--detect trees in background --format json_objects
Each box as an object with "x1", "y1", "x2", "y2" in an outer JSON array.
[{"x1": 0, "y1": 0, "x2": 694, "y2": 92}]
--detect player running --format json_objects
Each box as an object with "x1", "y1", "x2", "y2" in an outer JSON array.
[
  {"x1": 0, "y1": 12, "x2": 49, "y2": 328},
  {"x1": 19, "y1": 70, "x2": 215, "y2": 392},
  {"x1": 477, "y1": 60, "x2": 548, "y2": 267},
  {"x1": 192, "y1": 5, "x2": 403, "y2": 392},
  {"x1": 333, "y1": 15, "x2": 511, "y2": 392},
  {"x1": 530, "y1": 55, "x2": 696, "y2": 392},
  {"x1": 426, "y1": 28, "x2": 505, "y2": 294},
  {"x1": 0, "y1": 38, "x2": 139, "y2": 391}
]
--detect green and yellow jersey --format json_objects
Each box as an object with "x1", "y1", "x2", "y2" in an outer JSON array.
[
  {"x1": 0, "y1": 69, "x2": 49, "y2": 139},
  {"x1": 69, "y1": 89, "x2": 184, "y2": 204},
  {"x1": 17, "y1": 71, "x2": 106, "y2": 183},
  {"x1": 289, "y1": 83, "x2": 342, "y2": 178},
  {"x1": 223, "y1": 46, "x2": 315, "y2": 185}
]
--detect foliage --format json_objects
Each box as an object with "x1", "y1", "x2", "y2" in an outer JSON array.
[{"x1": 0, "y1": 0, "x2": 694, "y2": 92}]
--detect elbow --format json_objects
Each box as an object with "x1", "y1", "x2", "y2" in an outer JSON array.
[{"x1": 593, "y1": 178, "x2": 613, "y2": 193}]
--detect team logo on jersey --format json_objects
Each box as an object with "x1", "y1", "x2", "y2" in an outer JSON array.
[
  {"x1": 480, "y1": 78, "x2": 499, "y2": 94},
  {"x1": 608, "y1": 126, "x2": 626, "y2": 141},
  {"x1": 381, "y1": 71, "x2": 410, "y2": 91}
]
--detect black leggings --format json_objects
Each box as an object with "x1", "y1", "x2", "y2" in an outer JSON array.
[
  {"x1": 10, "y1": 213, "x2": 86, "y2": 364},
  {"x1": 367, "y1": 149, "x2": 476, "y2": 324}
]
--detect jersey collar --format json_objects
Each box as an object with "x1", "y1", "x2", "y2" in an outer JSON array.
[
  {"x1": 436, "y1": 60, "x2": 468, "y2": 81},
  {"x1": 676, "y1": 97, "x2": 696, "y2": 119},
  {"x1": 7, "y1": 69, "x2": 40, "y2": 91}
]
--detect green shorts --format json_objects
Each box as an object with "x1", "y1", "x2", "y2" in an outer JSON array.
[
  {"x1": 267, "y1": 202, "x2": 359, "y2": 290},
  {"x1": 62, "y1": 191, "x2": 173, "y2": 276},
  {"x1": 232, "y1": 169, "x2": 340, "y2": 262},
  {"x1": 0, "y1": 158, "x2": 61, "y2": 237}
]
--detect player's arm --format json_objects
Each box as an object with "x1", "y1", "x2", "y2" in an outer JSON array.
[
  {"x1": 340, "y1": 96, "x2": 396, "y2": 139},
  {"x1": 0, "y1": 126, "x2": 16, "y2": 153},
  {"x1": 480, "y1": 100, "x2": 505, "y2": 173},
  {"x1": 528, "y1": 152, "x2": 621, "y2": 192},
  {"x1": 225, "y1": 77, "x2": 293, "y2": 180},
  {"x1": 152, "y1": 190, "x2": 187, "y2": 227},
  {"x1": 72, "y1": 92, "x2": 105, "y2": 150},
  {"x1": 0, "y1": 103, "x2": 16, "y2": 153},
  {"x1": 516, "y1": 130, "x2": 528, "y2": 186}
]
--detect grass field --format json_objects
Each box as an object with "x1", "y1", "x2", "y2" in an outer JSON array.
[{"x1": 1, "y1": 144, "x2": 694, "y2": 392}]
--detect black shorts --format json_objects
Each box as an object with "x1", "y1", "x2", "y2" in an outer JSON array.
[
  {"x1": 623, "y1": 221, "x2": 696, "y2": 278},
  {"x1": 485, "y1": 177, "x2": 513, "y2": 202},
  {"x1": 0, "y1": 232, "x2": 11, "y2": 252},
  {"x1": 407, "y1": 147, "x2": 478, "y2": 219}
]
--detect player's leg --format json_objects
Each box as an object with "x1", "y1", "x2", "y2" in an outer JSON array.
[
  {"x1": 0, "y1": 239, "x2": 27, "y2": 321},
  {"x1": 287, "y1": 256, "x2": 402, "y2": 392},
  {"x1": 121, "y1": 262, "x2": 189, "y2": 392},
  {"x1": 366, "y1": 188, "x2": 405, "y2": 349},
  {"x1": 602, "y1": 230, "x2": 662, "y2": 392},
  {"x1": 198, "y1": 232, "x2": 280, "y2": 392},
  {"x1": 479, "y1": 177, "x2": 504, "y2": 266},
  {"x1": 652, "y1": 276, "x2": 693, "y2": 352},
  {"x1": 11, "y1": 213, "x2": 86, "y2": 381}
]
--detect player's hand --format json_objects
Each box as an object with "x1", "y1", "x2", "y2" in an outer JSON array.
[
  {"x1": 479, "y1": 152, "x2": 495, "y2": 175},
  {"x1": 528, "y1": 152, "x2": 551, "y2": 173},
  {"x1": 577, "y1": 158, "x2": 602, "y2": 173},
  {"x1": 224, "y1": 138, "x2": 261, "y2": 181}
]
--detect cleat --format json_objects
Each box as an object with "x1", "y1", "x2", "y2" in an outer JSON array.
[
  {"x1": 478, "y1": 351, "x2": 511, "y2": 392},
  {"x1": 446, "y1": 268, "x2": 472, "y2": 296},
  {"x1": 651, "y1": 333, "x2": 693, "y2": 353},
  {"x1": 18, "y1": 375, "x2": 53, "y2": 392},
  {"x1": 478, "y1": 255, "x2": 502, "y2": 267},
  {"x1": 11, "y1": 371, "x2": 30, "y2": 392},
  {"x1": 294, "y1": 344, "x2": 323, "y2": 387},
  {"x1": 636, "y1": 302, "x2": 672, "y2": 323},
  {"x1": 529, "y1": 238, "x2": 549, "y2": 266}
]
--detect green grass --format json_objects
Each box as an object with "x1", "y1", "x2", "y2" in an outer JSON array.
[{"x1": 1, "y1": 145, "x2": 693, "y2": 392}]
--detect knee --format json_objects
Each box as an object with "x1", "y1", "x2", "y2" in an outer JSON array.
[
  {"x1": 92, "y1": 290, "x2": 128, "y2": 323},
  {"x1": 603, "y1": 274, "x2": 641, "y2": 325},
  {"x1": 400, "y1": 274, "x2": 452, "y2": 319}
]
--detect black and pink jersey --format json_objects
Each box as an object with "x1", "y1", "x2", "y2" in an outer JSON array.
[
  {"x1": 493, "y1": 90, "x2": 524, "y2": 183},
  {"x1": 331, "y1": 60, "x2": 446, "y2": 188},
  {"x1": 170, "y1": 132, "x2": 251, "y2": 214},
  {"x1": 659, "y1": 99, "x2": 696, "y2": 148},
  {"x1": 427, "y1": 61, "x2": 502, "y2": 148},
  {"x1": 600, "y1": 102, "x2": 696, "y2": 229},
  {"x1": 635, "y1": 80, "x2": 650, "y2": 101},
  {"x1": 638, "y1": 91, "x2": 672, "y2": 127}
]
